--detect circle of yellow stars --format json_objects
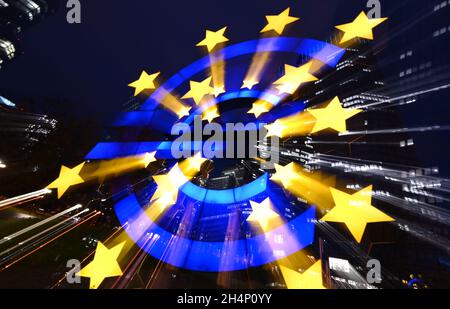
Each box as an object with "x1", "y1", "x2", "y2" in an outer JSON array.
[{"x1": 45, "y1": 8, "x2": 389, "y2": 289}]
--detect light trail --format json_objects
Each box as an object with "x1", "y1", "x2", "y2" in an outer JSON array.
[
  {"x1": 0, "y1": 209, "x2": 91, "y2": 258},
  {"x1": 0, "y1": 211, "x2": 100, "y2": 271},
  {"x1": 311, "y1": 153, "x2": 443, "y2": 186},
  {"x1": 0, "y1": 189, "x2": 52, "y2": 210},
  {"x1": 50, "y1": 226, "x2": 124, "y2": 289},
  {"x1": 242, "y1": 36, "x2": 279, "y2": 87},
  {"x1": 339, "y1": 125, "x2": 450, "y2": 136},
  {"x1": 209, "y1": 52, "x2": 226, "y2": 94},
  {"x1": 308, "y1": 140, "x2": 402, "y2": 146},
  {"x1": 374, "y1": 194, "x2": 450, "y2": 225},
  {"x1": 359, "y1": 83, "x2": 450, "y2": 109},
  {"x1": 0, "y1": 204, "x2": 83, "y2": 245},
  {"x1": 112, "y1": 235, "x2": 154, "y2": 289},
  {"x1": 394, "y1": 218, "x2": 450, "y2": 253}
]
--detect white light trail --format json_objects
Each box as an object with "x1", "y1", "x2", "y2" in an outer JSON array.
[
  {"x1": 339, "y1": 125, "x2": 450, "y2": 136},
  {"x1": 0, "y1": 189, "x2": 52, "y2": 210},
  {"x1": 0, "y1": 209, "x2": 91, "y2": 258},
  {"x1": 359, "y1": 83, "x2": 450, "y2": 109},
  {"x1": 0, "y1": 204, "x2": 83, "y2": 245}
]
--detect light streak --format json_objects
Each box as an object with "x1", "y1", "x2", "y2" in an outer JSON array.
[
  {"x1": 157, "y1": 87, "x2": 192, "y2": 118},
  {"x1": 88, "y1": 153, "x2": 158, "y2": 181},
  {"x1": 111, "y1": 235, "x2": 154, "y2": 289},
  {"x1": 209, "y1": 52, "x2": 226, "y2": 96},
  {"x1": 50, "y1": 227, "x2": 124, "y2": 289},
  {"x1": 359, "y1": 83, "x2": 450, "y2": 109},
  {"x1": 0, "y1": 204, "x2": 83, "y2": 245},
  {"x1": 339, "y1": 125, "x2": 450, "y2": 136},
  {"x1": 0, "y1": 189, "x2": 52, "y2": 210},
  {"x1": 0, "y1": 209, "x2": 91, "y2": 258},
  {"x1": 0, "y1": 211, "x2": 100, "y2": 271}
]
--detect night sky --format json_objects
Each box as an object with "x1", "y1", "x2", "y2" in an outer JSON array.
[
  {"x1": 0, "y1": 0, "x2": 362, "y2": 124},
  {"x1": 1, "y1": 0, "x2": 449, "y2": 175}
]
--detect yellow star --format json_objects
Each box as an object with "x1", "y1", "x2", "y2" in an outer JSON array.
[
  {"x1": 248, "y1": 101, "x2": 270, "y2": 118},
  {"x1": 213, "y1": 86, "x2": 226, "y2": 97},
  {"x1": 265, "y1": 120, "x2": 287, "y2": 138},
  {"x1": 322, "y1": 186, "x2": 395, "y2": 243},
  {"x1": 151, "y1": 165, "x2": 186, "y2": 202},
  {"x1": 275, "y1": 83, "x2": 298, "y2": 95},
  {"x1": 247, "y1": 198, "x2": 280, "y2": 230},
  {"x1": 78, "y1": 241, "x2": 125, "y2": 289},
  {"x1": 202, "y1": 108, "x2": 220, "y2": 123},
  {"x1": 175, "y1": 105, "x2": 192, "y2": 119},
  {"x1": 182, "y1": 77, "x2": 214, "y2": 104},
  {"x1": 142, "y1": 152, "x2": 157, "y2": 168},
  {"x1": 154, "y1": 190, "x2": 178, "y2": 210},
  {"x1": 196, "y1": 27, "x2": 229, "y2": 52},
  {"x1": 261, "y1": 8, "x2": 300, "y2": 35},
  {"x1": 280, "y1": 261, "x2": 326, "y2": 289},
  {"x1": 152, "y1": 174, "x2": 177, "y2": 202},
  {"x1": 187, "y1": 153, "x2": 207, "y2": 172},
  {"x1": 47, "y1": 163, "x2": 86, "y2": 199},
  {"x1": 241, "y1": 79, "x2": 259, "y2": 90},
  {"x1": 270, "y1": 163, "x2": 301, "y2": 188},
  {"x1": 274, "y1": 62, "x2": 318, "y2": 94},
  {"x1": 308, "y1": 96, "x2": 362, "y2": 133},
  {"x1": 128, "y1": 71, "x2": 160, "y2": 96},
  {"x1": 336, "y1": 11, "x2": 388, "y2": 44}
]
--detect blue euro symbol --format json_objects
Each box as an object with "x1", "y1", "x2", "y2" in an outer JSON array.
[{"x1": 87, "y1": 37, "x2": 345, "y2": 271}]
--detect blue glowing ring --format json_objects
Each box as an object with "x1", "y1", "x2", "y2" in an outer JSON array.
[
  {"x1": 95, "y1": 37, "x2": 345, "y2": 272},
  {"x1": 180, "y1": 173, "x2": 268, "y2": 205},
  {"x1": 115, "y1": 194, "x2": 316, "y2": 272}
]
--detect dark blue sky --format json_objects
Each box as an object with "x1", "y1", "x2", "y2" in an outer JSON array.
[
  {"x1": 1, "y1": 1, "x2": 450, "y2": 175},
  {"x1": 0, "y1": 0, "x2": 362, "y2": 124}
]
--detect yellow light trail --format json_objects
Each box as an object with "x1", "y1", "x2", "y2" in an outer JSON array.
[
  {"x1": 195, "y1": 27, "x2": 229, "y2": 102},
  {"x1": 157, "y1": 87, "x2": 192, "y2": 119},
  {"x1": 88, "y1": 152, "x2": 157, "y2": 182},
  {"x1": 263, "y1": 96, "x2": 363, "y2": 138},
  {"x1": 209, "y1": 52, "x2": 226, "y2": 97},
  {"x1": 46, "y1": 153, "x2": 158, "y2": 199},
  {"x1": 79, "y1": 155, "x2": 208, "y2": 279},
  {"x1": 244, "y1": 197, "x2": 320, "y2": 289},
  {"x1": 265, "y1": 111, "x2": 317, "y2": 138},
  {"x1": 271, "y1": 163, "x2": 336, "y2": 212},
  {"x1": 128, "y1": 70, "x2": 191, "y2": 119},
  {"x1": 247, "y1": 59, "x2": 326, "y2": 119},
  {"x1": 242, "y1": 35, "x2": 279, "y2": 89}
]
